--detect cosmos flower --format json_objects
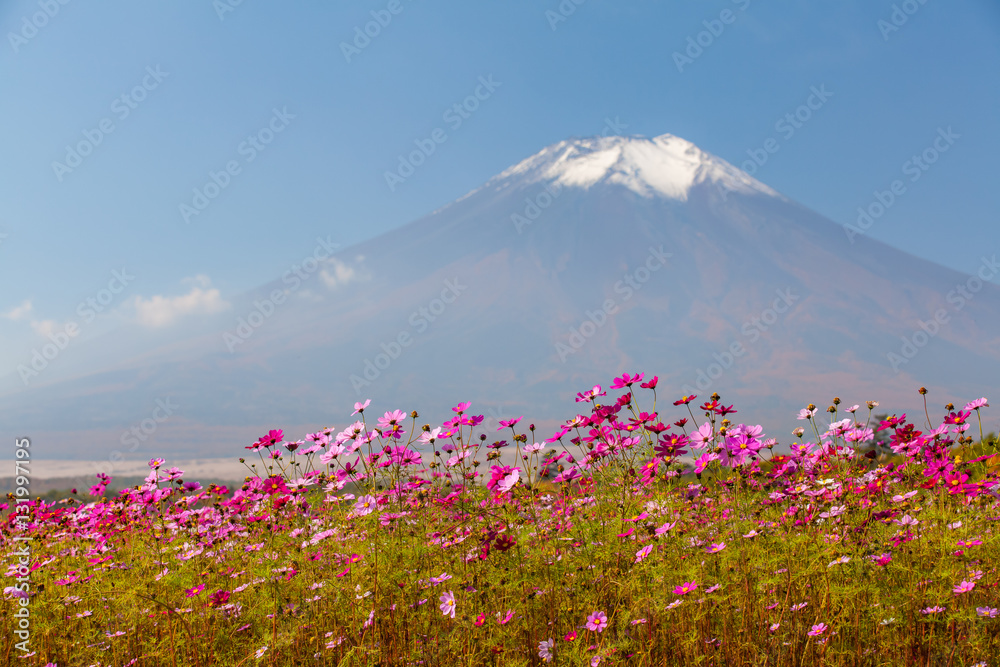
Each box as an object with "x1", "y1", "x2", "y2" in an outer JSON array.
[
  {"x1": 808, "y1": 623, "x2": 828, "y2": 637},
  {"x1": 439, "y1": 591, "x2": 456, "y2": 618},
  {"x1": 538, "y1": 638, "x2": 554, "y2": 662},
  {"x1": 353, "y1": 495, "x2": 376, "y2": 517},
  {"x1": 673, "y1": 581, "x2": 697, "y2": 595},
  {"x1": 953, "y1": 581, "x2": 976, "y2": 595},
  {"x1": 586, "y1": 610, "x2": 608, "y2": 633},
  {"x1": 634, "y1": 545, "x2": 653, "y2": 564}
]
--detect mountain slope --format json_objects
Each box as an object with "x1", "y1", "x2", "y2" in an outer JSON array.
[{"x1": 4, "y1": 134, "x2": 998, "y2": 460}]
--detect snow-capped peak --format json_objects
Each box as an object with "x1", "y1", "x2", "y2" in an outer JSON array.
[{"x1": 485, "y1": 133, "x2": 781, "y2": 201}]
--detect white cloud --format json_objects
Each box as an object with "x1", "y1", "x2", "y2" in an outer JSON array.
[
  {"x1": 3, "y1": 299, "x2": 33, "y2": 321},
  {"x1": 30, "y1": 319, "x2": 58, "y2": 337},
  {"x1": 133, "y1": 279, "x2": 230, "y2": 328},
  {"x1": 321, "y1": 256, "x2": 367, "y2": 289}
]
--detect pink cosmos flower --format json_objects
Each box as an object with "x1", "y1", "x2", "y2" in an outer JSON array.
[
  {"x1": 610, "y1": 372, "x2": 643, "y2": 389},
  {"x1": 352, "y1": 399, "x2": 370, "y2": 415},
  {"x1": 655, "y1": 521, "x2": 676, "y2": 535},
  {"x1": 706, "y1": 542, "x2": 726, "y2": 554},
  {"x1": 496, "y1": 468, "x2": 520, "y2": 493},
  {"x1": 953, "y1": 581, "x2": 976, "y2": 594},
  {"x1": 439, "y1": 591, "x2": 456, "y2": 618},
  {"x1": 673, "y1": 581, "x2": 697, "y2": 595},
  {"x1": 634, "y1": 545, "x2": 653, "y2": 564},
  {"x1": 808, "y1": 623, "x2": 827, "y2": 637},
  {"x1": 353, "y1": 495, "x2": 376, "y2": 517},
  {"x1": 575, "y1": 385, "x2": 605, "y2": 403},
  {"x1": 585, "y1": 610, "x2": 608, "y2": 633},
  {"x1": 920, "y1": 606, "x2": 945, "y2": 614},
  {"x1": 976, "y1": 607, "x2": 998, "y2": 618},
  {"x1": 963, "y1": 398, "x2": 989, "y2": 411},
  {"x1": 498, "y1": 417, "x2": 523, "y2": 430}
]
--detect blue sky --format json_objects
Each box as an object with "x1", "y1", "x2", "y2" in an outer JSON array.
[{"x1": 2, "y1": 0, "x2": 999, "y2": 374}]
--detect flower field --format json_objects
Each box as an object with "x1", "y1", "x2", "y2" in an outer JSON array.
[{"x1": 3, "y1": 374, "x2": 999, "y2": 666}]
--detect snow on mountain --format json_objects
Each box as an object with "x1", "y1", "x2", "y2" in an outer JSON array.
[{"x1": 479, "y1": 133, "x2": 782, "y2": 201}]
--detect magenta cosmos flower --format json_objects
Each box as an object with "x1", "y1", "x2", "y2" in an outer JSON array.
[
  {"x1": 586, "y1": 610, "x2": 608, "y2": 633},
  {"x1": 673, "y1": 581, "x2": 698, "y2": 595}
]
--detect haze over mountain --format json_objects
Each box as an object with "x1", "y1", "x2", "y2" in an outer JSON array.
[{"x1": 5, "y1": 133, "x2": 999, "y2": 464}]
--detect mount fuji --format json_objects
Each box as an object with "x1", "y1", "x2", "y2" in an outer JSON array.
[{"x1": 5, "y1": 133, "x2": 1000, "y2": 461}]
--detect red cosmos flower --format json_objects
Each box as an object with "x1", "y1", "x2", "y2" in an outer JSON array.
[
  {"x1": 877, "y1": 415, "x2": 906, "y2": 431},
  {"x1": 717, "y1": 404, "x2": 737, "y2": 416},
  {"x1": 655, "y1": 433, "x2": 689, "y2": 459},
  {"x1": 699, "y1": 400, "x2": 721, "y2": 414},
  {"x1": 494, "y1": 534, "x2": 517, "y2": 552},
  {"x1": 673, "y1": 395, "x2": 697, "y2": 406},
  {"x1": 640, "y1": 376, "x2": 658, "y2": 389},
  {"x1": 645, "y1": 422, "x2": 670, "y2": 434},
  {"x1": 208, "y1": 590, "x2": 231, "y2": 607}
]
